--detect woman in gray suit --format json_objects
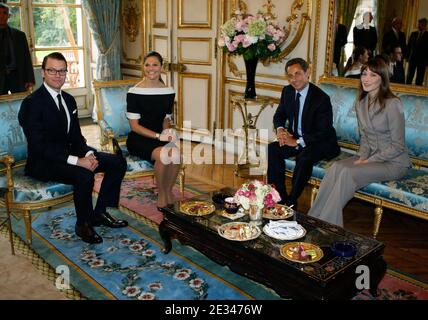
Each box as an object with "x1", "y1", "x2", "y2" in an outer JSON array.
[{"x1": 308, "y1": 58, "x2": 411, "y2": 226}]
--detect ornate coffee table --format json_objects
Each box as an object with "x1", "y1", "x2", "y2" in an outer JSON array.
[{"x1": 159, "y1": 192, "x2": 386, "y2": 300}]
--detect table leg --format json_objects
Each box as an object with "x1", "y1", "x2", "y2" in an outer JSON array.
[
  {"x1": 159, "y1": 220, "x2": 172, "y2": 254},
  {"x1": 369, "y1": 256, "x2": 387, "y2": 297}
]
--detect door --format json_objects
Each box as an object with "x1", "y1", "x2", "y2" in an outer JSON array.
[{"x1": 149, "y1": 0, "x2": 218, "y2": 139}]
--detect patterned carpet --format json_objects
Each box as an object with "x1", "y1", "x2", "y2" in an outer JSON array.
[
  {"x1": 3, "y1": 175, "x2": 427, "y2": 300},
  {"x1": 9, "y1": 204, "x2": 280, "y2": 300}
]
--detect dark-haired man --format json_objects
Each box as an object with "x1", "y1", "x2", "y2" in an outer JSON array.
[
  {"x1": 406, "y1": 18, "x2": 428, "y2": 85},
  {"x1": 267, "y1": 58, "x2": 340, "y2": 209},
  {"x1": 18, "y1": 52, "x2": 128, "y2": 244}
]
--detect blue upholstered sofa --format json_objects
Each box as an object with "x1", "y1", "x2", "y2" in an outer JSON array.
[
  {"x1": 92, "y1": 79, "x2": 185, "y2": 193},
  {"x1": 285, "y1": 78, "x2": 428, "y2": 237},
  {"x1": 0, "y1": 92, "x2": 73, "y2": 244}
]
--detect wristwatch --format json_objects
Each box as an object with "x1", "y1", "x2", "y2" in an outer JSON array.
[
  {"x1": 155, "y1": 133, "x2": 160, "y2": 140},
  {"x1": 296, "y1": 137, "x2": 303, "y2": 146}
]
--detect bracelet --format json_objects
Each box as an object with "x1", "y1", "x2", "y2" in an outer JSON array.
[{"x1": 155, "y1": 133, "x2": 160, "y2": 140}]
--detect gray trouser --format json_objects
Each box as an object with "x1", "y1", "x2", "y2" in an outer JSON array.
[{"x1": 308, "y1": 156, "x2": 408, "y2": 226}]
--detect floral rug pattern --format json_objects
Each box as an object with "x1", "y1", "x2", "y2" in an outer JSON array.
[{"x1": 13, "y1": 206, "x2": 278, "y2": 300}]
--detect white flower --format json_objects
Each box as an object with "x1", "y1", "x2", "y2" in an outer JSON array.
[
  {"x1": 122, "y1": 286, "x2": 141, "y2": 297},
  {"x1": 138, "y1": 292, "x2": 155, "y2": 300}
]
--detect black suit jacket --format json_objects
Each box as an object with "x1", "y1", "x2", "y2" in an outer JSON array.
[
  {"x1": 18, "y1": 84, "x2": 92, "y2": 181},
  {"x1": 273, "y1": 83, "x2": 340, "y2": 158},
  {"x1": 407, "y1": 30, "x2": 428, "y2": 64},
  {"x1": 353, "y1": 26, "x2": 377, "y2": 53},
  {"x1": 390, "y1": 61, "x2": 405, "y2": 84},
  {"x1": 334, "y1": 24, "x2": 348, "y2": 66},
  {"x1": 382, "y1": 29, "x2": 407, "y2": 56},
  {"x1": 0, "y1": 26, "x2": 35, "y2": 92}
]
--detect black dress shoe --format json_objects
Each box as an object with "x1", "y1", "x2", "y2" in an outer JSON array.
[
  {"x1": 91, "y1": 212, "x2": 128, "y2": 228},
  {"x1": 75, "y1": 223, "x2": 103, "y2": 244},
  {"x1": 157, "y1": 206, "x2": 168, "y2": 213}
]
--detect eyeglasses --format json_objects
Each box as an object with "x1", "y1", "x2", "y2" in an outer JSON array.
[{"x1": 45, "y1": 68, "x2": 68, "y2": 76}]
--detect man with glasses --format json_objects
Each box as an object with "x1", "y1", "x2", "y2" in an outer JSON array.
[
  {"x1": 267, "y1": 58, "x2": 340, "y2": 209},
  {"x1": 389, "y1": 46, "x2": 405, "y2": 84},
  {"x1": 0, "y1": 2, "x2": 34, "y2": 95},
  {"x1": 18, "y1": 52, "x2": 128, "y2": 244}
]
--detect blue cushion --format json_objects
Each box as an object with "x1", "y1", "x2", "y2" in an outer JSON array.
[
  {"x1": 285, "y1": 151, "x2": 428, "y2": 213},
  {"x1": 318, "y1": 83, "x2": 360, "y2": 145},
  {"x1": 0, "y1": 166, "x2": 73, "y2": 203},
  {"x1": 0, "y1": 98, "x2": 27, "y2": 162},
  {"x1": 98, "y1": 85, "x2": 134, "y2": 138},
  {"x1": 120, "y1": 145, "x2": 154, "y2": 174},
  {"x1": 396, "y1": 93, "x2": 428, "y2": 160}
]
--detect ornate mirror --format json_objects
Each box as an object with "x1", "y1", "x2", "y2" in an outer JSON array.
[{"x1": 325, "y1": 0, "x2": 428, "y2": 93}]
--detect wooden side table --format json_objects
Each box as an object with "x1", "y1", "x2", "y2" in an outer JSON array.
[{"x1": 231, "y1": 96, "x2": 274, "y2": 177}]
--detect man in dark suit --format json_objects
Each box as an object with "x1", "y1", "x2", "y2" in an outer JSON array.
[
  {"x1": 333, "y1": 23, "x2": 348, "y2": 76},
  {"x1": 389, "y1": 46, "x2": 405, "y2": 84},
  {"x1": 18, "y1": 52, "x2": 128, "y2": 244},
  {"x1": 382, "y1": 17, "x2": 407, "y2": 57},
  {"x1": 406, "y1": 18, "x2": 428, "y2": 85},
  {"x1": 267, "y1": 58, "x2": 340, "y2": 209},
  {"x1": 0, "y1": 2, "x2": 34, "y2": 95}
]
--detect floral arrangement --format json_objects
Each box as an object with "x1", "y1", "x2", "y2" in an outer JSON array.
[
  {"x1": 217, "y1": 10, "x2": 285, "y2": 60},
  {"x1": 234, "y1": 180, "x2": 281, "y2": 210}
]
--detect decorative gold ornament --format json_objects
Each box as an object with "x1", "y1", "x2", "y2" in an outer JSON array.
[{"x1": 123, "y1": 0, "x2": 140, "y2": 42}]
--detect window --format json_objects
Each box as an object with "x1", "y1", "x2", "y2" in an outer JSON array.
[{"x1": 7, "y1": 0, "x2": 88, "y2": 89}]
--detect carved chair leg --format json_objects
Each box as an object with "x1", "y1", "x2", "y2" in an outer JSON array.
[
  {"x1": 23, "y1": 209, "x2": 32, "y2": 245},
  {"x1": 4, "y1": 195, "x2": 15, "y2": 255},
  {"x1": 373, "y1": 205, "x2": 383, "y2": 239},
  {"x1": 310, "y1": 186, "x2": 318, "y2": 207}
]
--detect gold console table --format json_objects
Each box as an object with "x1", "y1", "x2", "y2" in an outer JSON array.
[{"x1": 231, "y1": 96, "x2": 274, "y2": 177}]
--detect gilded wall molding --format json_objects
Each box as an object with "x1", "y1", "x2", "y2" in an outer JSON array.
[
  {"x1": 178, "y1": 0, "x2": 212, "y2": 29},
  {"x1": 152, "y1": 0, "x2": 168, "y2": 28},
  {"x1": 178, "y1": 73, "x2": 212, "y2": 130},
  {"x1": 178, "y1": 37, "x2": 212, "y2": 65},
  {"x1": 122, "y1": 0, "x2": 140, "y2": 42},
  {"x1": 312, "y1": 0, "x2": 321, "y2": 81},
  {"x1": 269, "y1": 0, "x2": 312, "y2": 63}
]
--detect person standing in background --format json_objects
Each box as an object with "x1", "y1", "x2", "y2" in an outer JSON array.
[
  {"x1": 406, "y1": 18, "x2": 428, "y2": 86},
  {"x1": 333, "y1": 22, "x2": 348, "y2": 76},
  {"x1": 0, "y1": 2, "x2": 34, "y2": 95},
  {"x1": 389, "y1": 46, "x2": 405, "y2": 84},
  {"x1": 382, "y1": 17, "x2": 407, "y2": 57},
  {"x1": 353, "y1": 12, "x2": 378, "y2": 57}
]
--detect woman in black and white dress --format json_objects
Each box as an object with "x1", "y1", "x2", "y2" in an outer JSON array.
[{"x1": 126, "y1": 51, "x2": 180, "y2": 211}]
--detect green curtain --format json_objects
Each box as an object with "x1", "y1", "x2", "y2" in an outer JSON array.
[
  {"x1": 339, "y1": 0, "x2": 360, "y2": 33},
  {"x1": 82, "y1": 0, "x2": 121, "y2": 81}
]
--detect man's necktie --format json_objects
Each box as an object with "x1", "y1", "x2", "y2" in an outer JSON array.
[
  {"x1": 57, "y1": 94, "x2": 68, "y2": 129},
  {"x1": 293, "y1": 92, "x2": 301, "y2": 135}
]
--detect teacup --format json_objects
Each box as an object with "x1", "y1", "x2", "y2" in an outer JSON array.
[{"x1": 224, "y1": 197, "x2": 239, "y2": 214}]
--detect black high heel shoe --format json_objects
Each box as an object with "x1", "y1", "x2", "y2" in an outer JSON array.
[{"x1": 157, "y1": 206, "x2": 168, "y2": 213}]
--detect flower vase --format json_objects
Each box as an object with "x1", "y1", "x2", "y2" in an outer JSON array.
[
  {"x1": 249, "y1": 205, "x2": 263, "y2": 226},
  {"x1": 244, "y1": 57, "x2": 258, "y2": 99}
]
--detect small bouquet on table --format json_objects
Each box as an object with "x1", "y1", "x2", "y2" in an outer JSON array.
[{"x1": 234, "y1": 180, "x2": 281, "y2": 225}]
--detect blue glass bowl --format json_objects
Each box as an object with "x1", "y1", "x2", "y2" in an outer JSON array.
[{"x1": 331, "y1": 241, "x2": 357, "y2": 257}]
